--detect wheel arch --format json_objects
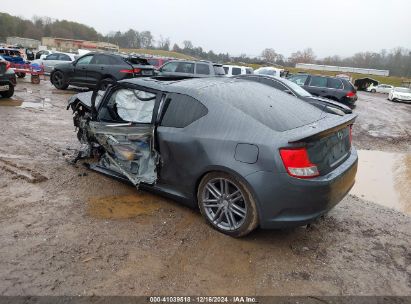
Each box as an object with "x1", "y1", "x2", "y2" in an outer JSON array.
[{"x1": 194, "y1": 166, "x2": 262, "y2": 220}]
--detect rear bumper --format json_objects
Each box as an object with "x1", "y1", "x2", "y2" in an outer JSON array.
[{"x1": 245, "y1": 148, "x2": 358, "y2": 229}]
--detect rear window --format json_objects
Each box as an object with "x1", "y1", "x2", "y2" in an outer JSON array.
[
  {"x1": 209, "y1": 82, "x2": 322, "y2": 132},
  {"x1": 196, "y1": 63, "x2": 210, "y2": 75},
  {"x1": 213, "y1": 65, "x2": 226, "y2": 75},
  {"x1": 232, "y1": 67, "x2": 242, "y2": 75},
  {"x1": 327, "y1": 78, "x2": 343, "y2": 89}
]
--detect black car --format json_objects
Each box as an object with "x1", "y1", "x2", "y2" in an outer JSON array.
[
  {"x1": 67, "y1": 77, "x2": 357, "y2": 237},
  {"x1": 155, "y1": 60, "x2": 226, "y2": 78},
  {"x1": 0, "y1": 56, "x2": 17, "y2": 98},
  {"x1": 287, "y1": 74, "x2": 358, "y2": 107},
  {"x1": 51, "y1": 52, "x2": 154, "y2": 90},
  {"x1": 235, "y1": 74, "x2": 352, "y2": 115}
]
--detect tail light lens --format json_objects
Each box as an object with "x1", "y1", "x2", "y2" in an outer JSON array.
[
  {"x1": 279, "y1": 148, "x2": 319, "y2": 178},
  {"x1": 5, "y1": 61, "x2": 11, "y2": 71},
  {"x1": 346, "y1": 91, "x2": 356, "y2": 98},
  {"x1": 119, "y1": 68, "x2": 141, "y2": 74}
]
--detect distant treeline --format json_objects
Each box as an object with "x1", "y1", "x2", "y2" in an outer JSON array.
[{"x1": 1, "y1": 12, "x2": 410, "y2": 77}]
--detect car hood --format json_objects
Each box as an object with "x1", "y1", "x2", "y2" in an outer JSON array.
[{"x1": 305, "y1": 96, "x2": 352, "y2": 114}]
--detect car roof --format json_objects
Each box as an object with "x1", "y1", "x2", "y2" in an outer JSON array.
[
  {"x1": 121, "y1": 77, "x2": 242, "y2": 97},
  {"x1": 165, "y1": 59, "x2": 222, "y2": 66}
]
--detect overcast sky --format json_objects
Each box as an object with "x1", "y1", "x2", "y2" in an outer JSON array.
[{"x1": 2, "y1": 0, "x2": 410, "y2": 58}]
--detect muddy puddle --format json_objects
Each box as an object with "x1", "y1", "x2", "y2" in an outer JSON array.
[
  {"x1": 0, "y1": 98, "x2": 51, "y2": 108},
  {"x1": 87, "y1": 193, "x2": 163, "y2": 219},
  {"x1": 351, "y1": 150, "x2": 411, "y2": 215}
]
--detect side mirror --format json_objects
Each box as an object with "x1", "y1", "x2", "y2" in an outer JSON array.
[{"x1": 154, "y1": 69, "x2": 160, "y2": 75}]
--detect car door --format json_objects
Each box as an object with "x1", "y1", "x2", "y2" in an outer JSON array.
[
  {"x1": 307, "y1": 75, "x2": 328, "y2": 97},
  {"x1": 42, "y1": 53, "x2": 60, "y2": 73},
  {"x1": 89, "y1": 85, "x2": 160, "y2": 186},
  {"x1": 326, "y1": 77, "x2": 344, "y2": 99},
  {"x1": 87, "y1": 54, "x2": 115, "y2": 85},
  {"x1": 69, "y1": 54, "x2": 94, "y2": 85}
]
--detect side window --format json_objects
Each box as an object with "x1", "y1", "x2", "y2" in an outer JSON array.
[
  {"x1": 196, "y1": 63, "x2": 210, "y2": 75},
  {"x1": 77, "y1": 55, "x2": 93, "y2": 65},
  {"x1": 288, "y1": 75, "x2": 308, "y2": 86},
  {"x1": 327, "y1": 78, "x2": 343, "y2": 89},
  {"x1": 109, "y1": 89, "x2": 156, "y2": 123},
  {"x1": 223, "y1": 66, "x2": 229, "y2": 74},
  {"x1": 46, "y1": 54, "x2": 59, "y2": 60},
  {"x1": 58, "y1": 54, "x2": 71, "y2": 61},
  {"x1": 309, "y1": 76, "x2": 327, "y2": 87},
  {"x1": 161, "y1": 61, "x2": 179, "y2": 72},
  {"x1": 232, "y1": 67, "x2": 242, "y2": 75},
  {"x1": 91, "y1": 54, "x2": 114, "y2": 65},
  {"x1": 246, "y1": 68, "x2": 253, "y2": 74},
  {"x1": 176, "y1": 62, "x2": 194, "y2": 73},
  {"x1": 161, "y1": 93, "x2": 208, "y2": 128}
]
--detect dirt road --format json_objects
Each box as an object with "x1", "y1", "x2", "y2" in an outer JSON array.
[{"x1": 0, "y1": 79, "x2": 410, "y2": 296}]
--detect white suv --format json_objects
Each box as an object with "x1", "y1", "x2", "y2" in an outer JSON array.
[{"x1": 223, "y1": 65, "x2": 253, "y2": 76}]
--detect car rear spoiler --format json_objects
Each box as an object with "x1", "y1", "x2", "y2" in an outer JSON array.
[{"x1": 288, "y1": 113, "x2": 357, "y2": 143}]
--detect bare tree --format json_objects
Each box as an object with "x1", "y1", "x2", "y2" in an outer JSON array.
[
  {"x1": 261, "y1": 48, "x2": 278, "y2": 63},
  {"x1": 183, "y1": 40, "x2": 193, "y2": 50},
  {"x1": 289, "y1": 48, "x2": 316, "y2": 64},
  {"x1": 157, "y1": 35, "x2": 171, "y2": 51}
]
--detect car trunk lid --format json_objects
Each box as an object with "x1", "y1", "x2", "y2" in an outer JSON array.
[{"x1": 285, "y1": 114, "x2": 357, "y2": 175}]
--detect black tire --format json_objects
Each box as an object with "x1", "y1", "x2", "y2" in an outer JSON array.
[
  {"x1": 197, "y1": 172, "x2": 259, "y2": 237},
  {"x1": 0, "y1": 85, "x2": 14, "y2": 98},
  {"x1": 98, "y1": 77, "x2": 115, "y2": 91},
  {"x1": 16, "y1": 72, "x2": 26, "y2": 78},
  {"x1": 371, "y1": 89, "x2": 376, "y2": 93},
  {"x1": 51, "y1": 70, "x2": 68, "y2": 90}
]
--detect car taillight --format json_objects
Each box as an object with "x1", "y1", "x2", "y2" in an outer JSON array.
[
  {"x1": 279, "y1": 148, "x2": 319, "y2": 178},
  {"x1": 346, "y1": 91, "x2": 356, "y2": 98},
  {"x1": 119, "y1": 68, "x2": 141, "y2": 74}
]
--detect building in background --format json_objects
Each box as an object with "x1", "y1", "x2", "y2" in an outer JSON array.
[
  {"x1": 41, "y1": 37, "x2": 119, "y2": 53},
  {"x1": 295, "y1": 63, "x2": 389, "y2": 77},
  {"x1": 6, "y1": 37, "x2": 41, "y2": 49}
]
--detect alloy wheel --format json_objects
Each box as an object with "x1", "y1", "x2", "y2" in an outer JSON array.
[
  {"x1": 52, "y1": 72, "x2": 63, "y2": 87},
  {"x1": 201, "y1": 177, "x2": 247, "y2": 231}
]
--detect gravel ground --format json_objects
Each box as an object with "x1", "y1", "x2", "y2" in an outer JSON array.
[{"x1": 0, "y1": 79, "x2": 410, "y2": 296}]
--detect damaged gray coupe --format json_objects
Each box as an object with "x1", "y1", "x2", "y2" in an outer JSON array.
[{"x1": 67, "y1": 77, "x2": 358, "y2": 237}]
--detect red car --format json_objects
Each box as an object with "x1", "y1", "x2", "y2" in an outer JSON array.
[{"x1": 146, "y1": 57, "x2": 171, "y2": 68}]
